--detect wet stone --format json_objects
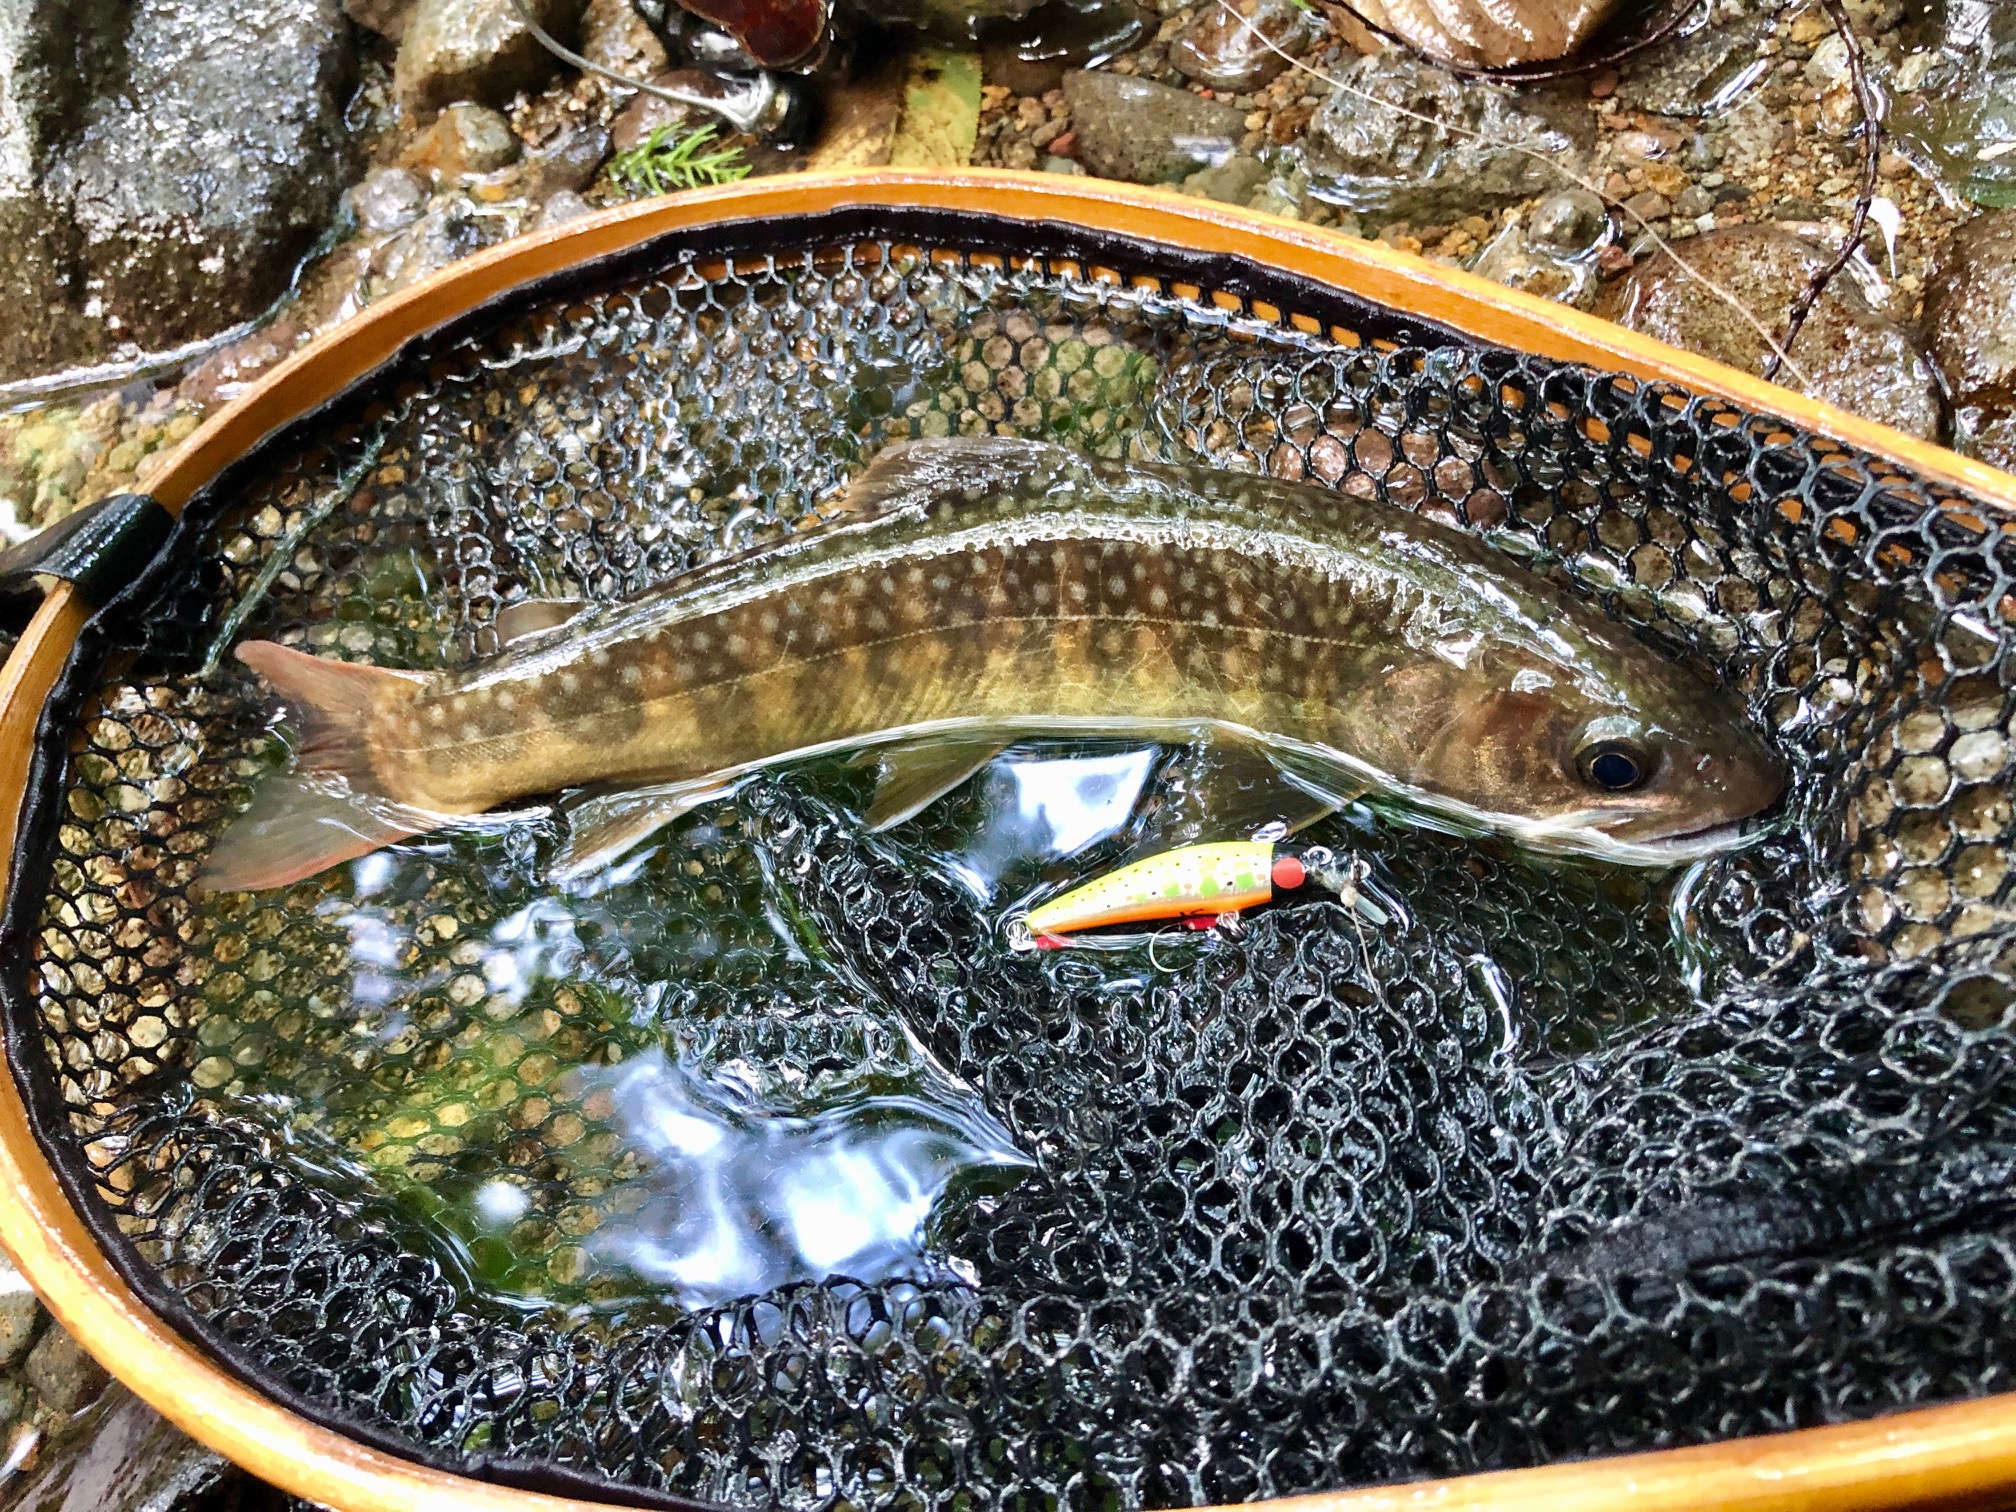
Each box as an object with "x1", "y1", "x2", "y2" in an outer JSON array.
[
  {"x1": 1182, "y1": 153, "x2": 1266, "y2": 205},
  {"x1": 1617, "y1": 8, "x2": 1775, "y2": 117},
  {"x1": 1300, "y1": 53, "x2": 1592, "y2": 221},
  {"x1": 0, "y1": 1262, "x2": 39, "y2": 1368},
  {"x1": 1061, "y1": 68, "x2": 1245, "y2": 186},
  {"x1": 537, "y1": 188, "x2": 594, "y2": 226},
  {"x1": 1169, "y1": 0, "x2": 1313, "y2": 92},
  {"x1": 0, "y1": 0, "x2": 354, "y2": 381},
  {"x1": 577, "y1": 0, "x2": 671, "y2": 79},
  {"x1": 400, "y1": 102, "x2": 523, "y2": 180},
  {"x1": 1528, "y1": 189, "x2": 1608, "y2": 254},
  {"x1": 1923, "y1": 208, "x2": 2016, "y2": 473},
  {"x1": 21, "y1": 1325, "x2": 106, "y2": 1419},
  {"x1": 1593, "y1": 225, "x2": 1943, "y2": 441},
  {"x1": 1350, "y1": 0, "x2": 1617, "y2": 68},
  {"x1": 873, "y1": 0, "x2": 1047, "y2": 42},
  {"x1": 348, "y1": 166, "x2": 431, "y2": 234},
  {"x1": 395, "y1": 0, "x2": 587, "y2": 118}
]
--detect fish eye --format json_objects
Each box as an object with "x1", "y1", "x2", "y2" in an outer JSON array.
[{"x1": 1576, "y1": 739, "x2": 1653, "y2": 793}]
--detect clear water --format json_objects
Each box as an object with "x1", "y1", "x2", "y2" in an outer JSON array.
[{"x1": 193, "y1": 735, "x2": 1697, "y2": 1319}]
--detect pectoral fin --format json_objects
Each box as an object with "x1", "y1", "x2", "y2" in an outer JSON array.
[
  {"x1": 554, "y1": 780, "x2": 730, "y2": 882},
  {"x1": 860, "y1": 738, "x2": 1010, "y2": 831},
  {"x1": 495, "y1": 597, "x2": 591, "y2": 646}
]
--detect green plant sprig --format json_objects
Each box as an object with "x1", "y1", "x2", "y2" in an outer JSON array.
[{"x1": 607, "y1": 123, "x2": 753, "y2": 198}]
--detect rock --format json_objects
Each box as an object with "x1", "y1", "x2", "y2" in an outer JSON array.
[
  {"x1": 9, "y1": 1387, "x2": 232, "y2": 1512},
  {"x1": 1169, "y1": 0, "x2": 1312, "y2": 91},
  {"x1": 1473, "y1": 219, "x2": 1603, "y2": 309},
  {"x1": 1673, "y1": 183, "x2": 1715, "y2": 220},
  {"x1": 577, "y1": 0, "x2": 670, "y2": 78},
  {"x1": 0, "y1": 1263, "x2": 41, "y2": 1369},
  {"x1": 609, "y1": 76, "x2": 703, "y2": 152},
  {"x1": 1351, "y1": 0, "x2": 1617, "y2": 67},
  {"x1": 1181, "y1": 153, "x2": 1266, "y2": 205},
  {"x1": 1594, "y1": 226, "x2": 1943, "y2": 441},
  {"x1": 1617, "y1": 9, "x2": 1774, "y2": 117},
  {"x1": 394, "y1": 0, "x2": 586, "y2": 119},
  {"x1": 400, "y1": 102, "x2": 523, "y2": 179},
  {"x1": 1621, "y1": 188, "x2": 1672, "y2": 222},
  {"x1": 366, "y1": 201, "x2": 495, "y2": 298},
  {"x1": 1301, "y1": 54, "x2": 1591, "y2": 221},
  {"x1": 0, "y1": 0, "x2": 353, "y2": 382},
  {"x1": 1528, "y1": 189, "x2": 1608, "y2": 254},
  {"x1": 1923, "y1": 208, "x2": 2016, "y2": 472},
  {"x1": 1061, "y1": 69, "x2": 1244, "y2": 186},
  {"x1": 348, "y1": 166, "x2": 431, "y2": 233},
  {"x1": 537, "y1": 188, "x2": 594, "y2": 226},
  {"x1": 522, "y1": 121, "x2": 612, "y2": 196},
  {"x1": 21, "y1": 1326, "x2": 106, "y2": 1420},
  {"x1": 1042, "y1": 154, "x2": 1086, "y2": 174},
  {"x1": 345, "y1": 0, "x2": 418, "y2": 39}
]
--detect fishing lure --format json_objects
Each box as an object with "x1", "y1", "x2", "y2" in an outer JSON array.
[{"x1": 1011, "y1": 841, "x2": 1394, "y2": 950}]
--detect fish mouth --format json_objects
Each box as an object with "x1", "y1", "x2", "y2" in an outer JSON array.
[{"x1": 1529, "y1": 814, "x2": 1766, "y2": 867}]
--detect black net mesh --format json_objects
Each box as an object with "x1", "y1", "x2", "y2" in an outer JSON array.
[{"x1": 17, "y1": 214, "x2": 2016, "y2": 1508}]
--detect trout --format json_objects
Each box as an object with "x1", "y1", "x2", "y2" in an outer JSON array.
[{"x1": 204, "y1": 437, "x2": 1784, "y2": 892}]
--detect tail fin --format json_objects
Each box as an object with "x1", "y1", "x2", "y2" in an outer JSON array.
[{"x1": 200, "y1": 642, "x2": 439, "y2": 893}]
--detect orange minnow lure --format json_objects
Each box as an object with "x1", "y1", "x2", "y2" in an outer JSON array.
[{"x1": 1013, "y1": 842, "x2": 1391, "y2": 950}]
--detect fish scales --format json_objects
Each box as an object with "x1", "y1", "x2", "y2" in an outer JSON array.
[
  {"x1": 384, "y1": 524, "x2": 1405, "y2": 813},
  {"x1": 205, "y1": 436, "x2": 1783, "y2": 892}
]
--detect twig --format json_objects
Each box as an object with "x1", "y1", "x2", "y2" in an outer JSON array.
[{"x1": 1763, "y1": 0, "x2": 1882, "y2": 380}]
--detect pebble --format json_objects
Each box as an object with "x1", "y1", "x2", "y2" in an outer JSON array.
[
  {"x1": 1595, "y1": 225, "x2": 1943, "y2": 440},
  {"x1": 537, "y1": 189, "x2": 595, "y2": 226},
  {"x1": 609, "y1": 75, "x2": 701, "y2": 153},
  {"x1": 399, "y1": 102, "x2": 524, "y2": 180},
  {"x1": 1061, "y1": 69, "x2": 1244, "y2": 185},
  {"x1": 21, "y1": 1326, "x2": 106, "y2": 1420},
  {"x1": 1168, "y1": 0, "x2": 1312, "y2": 93},
  {"x1": 1922, "y1": 207, "x2": 2016, "y2": 472},
  {"x1": 348, "y1": 166, "x2": 432, "y2": 233},
  {"x1": 1528, "y1": 189, "x2": 1608, "y2": 253}
]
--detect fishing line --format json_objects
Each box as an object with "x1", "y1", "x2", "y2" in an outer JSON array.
[
  {"x1": 508, "y1": 0, "x2": 784, "y2": 133},
  {"x1": 1227, "y1": 1, "x2": 1814, "y2": 384}
]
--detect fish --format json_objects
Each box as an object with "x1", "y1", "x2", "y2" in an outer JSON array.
[
  {"x1": 1012, "y1": 841, "x2": 1395, "y2": 950},
  {"x1": 200, "y1": 435, "x2": 1785, "y2": 893}
]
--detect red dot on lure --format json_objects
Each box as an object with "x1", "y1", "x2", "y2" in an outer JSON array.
[{"x1": 1271, "y1": 854, "x2": 1307, "y2": 890}]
